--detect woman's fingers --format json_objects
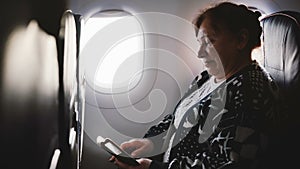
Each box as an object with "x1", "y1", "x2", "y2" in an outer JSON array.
[
  {"x1": 131, "y1": 148, "x2": 144, "y2": 157},
  {"x1": 120, "y1": 139, "x2": 154, "y2": 157},
  {"x1": 108, "y1": 156, "x2": 115, "y2": 162},
  {"x1": 120, "y1": 140, "x2": 138, "y2": 150},
  {"x1": 113, "y1": 157, "x2": 132, "y2": 169},
  {"x1": 109, "y1": 155, "x2": 152, "y2": 169}
]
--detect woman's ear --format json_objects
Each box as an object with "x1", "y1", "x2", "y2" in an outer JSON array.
[{"x1": 237, "y1": 29, "x2": 249, "y2": 50}]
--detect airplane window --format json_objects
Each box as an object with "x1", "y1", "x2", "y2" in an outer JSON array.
[
  {"x1": 252, "y1": 46, "x2": 264, "y2": 65},
  {"x1": 81, "y1": 10, "x2": 144, "y2": 93}
]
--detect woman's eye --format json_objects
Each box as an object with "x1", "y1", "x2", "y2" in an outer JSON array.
[{"x1": 209, "y1": 39, "x2": 215, "y2": 44}]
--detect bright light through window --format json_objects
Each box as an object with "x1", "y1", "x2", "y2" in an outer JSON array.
[
  {"x1": 252, "y1": 46, "x2": 264, "y2": 65},
  {"x1": 95, "y1": 36, "x2": 142, "y2": 88},
  {"x1": 82, "y1": 11, "x2": 144, "y2": 92},
  {"x1": 81, "y1": 17, "x2": 122, "y2": 50}
]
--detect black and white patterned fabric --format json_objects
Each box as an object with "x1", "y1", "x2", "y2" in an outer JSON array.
[{"x1": 144, "y1": 61, "x2": 279, "y2": 169}]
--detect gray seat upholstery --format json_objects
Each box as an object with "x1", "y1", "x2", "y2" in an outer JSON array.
[{"x1": 261, "y1": 11, "x2": 300, "y2": 168}]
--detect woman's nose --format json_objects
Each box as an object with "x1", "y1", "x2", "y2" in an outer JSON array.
[{"x1": 198, "y1": 44, "x2": 207, "y2": 58}]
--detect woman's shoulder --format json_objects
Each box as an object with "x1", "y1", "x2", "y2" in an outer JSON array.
[
  {"x1": 227, "y1": 61, "x2": 279, "y2": 100},
  {"x1": 228, "y1": 62, "x2": 274, "y2": 86},
  {"x1": 245, "y1": 62, "x2": 278, "y2": 93}
]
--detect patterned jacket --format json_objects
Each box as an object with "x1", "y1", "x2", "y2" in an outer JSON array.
[{"x1": 145, "y1": 61, "x2": 280, "y2": 169}]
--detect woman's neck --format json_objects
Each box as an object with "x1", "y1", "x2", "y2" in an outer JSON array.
[{"x1": 224, "y1": 55, "x2": 252, "y2": 80}]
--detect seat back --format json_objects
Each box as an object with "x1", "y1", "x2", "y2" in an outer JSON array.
[
  {"x1": 261, "y1": 11, "x2": 300, "y2": 117},
  {"x1": 261, "y1": 11, "x2": 300, "y2": 168}
]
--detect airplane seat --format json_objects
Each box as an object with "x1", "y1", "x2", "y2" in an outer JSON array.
[
  {"x1": 0, "y1": 1, "x2": 67, "y2": 168},
  {"x1": 260, "y1": 11, "x2": 300, "y2": 168},
  {"x1": 0, "y1": 21, "x2": 60, "y2": 169}
]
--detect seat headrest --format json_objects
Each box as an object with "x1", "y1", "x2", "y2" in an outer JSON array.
[{"x1": 261, "y1": 11, "x2": 300, "y2": 95}]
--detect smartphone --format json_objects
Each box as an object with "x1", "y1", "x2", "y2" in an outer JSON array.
[{"x1": 97, "y1": 136, "x2": 140, "y2": 166}]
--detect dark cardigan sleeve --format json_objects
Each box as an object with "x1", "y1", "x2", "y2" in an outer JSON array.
[{"x1": 143, "y1": 114, "x2": 174, "y2": 151}]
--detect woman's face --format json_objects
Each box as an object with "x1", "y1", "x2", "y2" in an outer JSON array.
[{"x1": 197, "y1": 18, "x2": 238, "y2": 79}]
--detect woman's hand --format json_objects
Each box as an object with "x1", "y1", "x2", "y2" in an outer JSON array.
[
  {"x1": 109, "y1": 156, "x2": 152, "y2": 169},
  {"x1": 120, "y1": 138, "x2": 154, "y2": 157}
]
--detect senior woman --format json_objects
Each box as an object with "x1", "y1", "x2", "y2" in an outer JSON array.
[{"x1": 110, "y1": 2, "x2": 279, "y2": 169}]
